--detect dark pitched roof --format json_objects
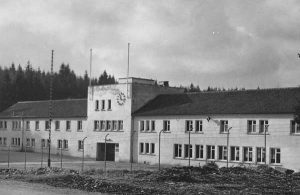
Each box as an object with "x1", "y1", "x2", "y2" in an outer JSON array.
[
  {"x1": 133, "y1": 87, "x2": 300, "y2": 116},
  {"x1": 0, "y1": 99, "x2": 87, "y2": 119}
]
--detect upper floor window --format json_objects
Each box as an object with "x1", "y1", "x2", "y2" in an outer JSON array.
[
  {"x1": 106, "y1": 121, "x2": 112, "y2": 130},
  {"x1": 139, "y1": 121, "x2": 145, "y2": 131},
  {"x1": 77, "y1": 120, "x2": 82, "y2": 131},
  {"x1": 163, "y1": 120, "x2": 170, "y2": 131},
  {"x1": 108, "y1": 100, "x2": 111, "y2": 110},
  {"x1": 195, "y1": 120, "x2": 203, "y2": 132},
  {"x1": 145, "y1": 120, "x2": 150, "y2": 131},
  {"x1": 55, "y1": 121, "x2": 60, "y2": 130},
  {"x1": 151, "y1": 120, "x2": 155, "y2": 131},
  {"x1": 95, "y1": 100, "x2": 99, "y2": 111},
  {"x1": 112, "y1": 120, "x2": 117, "y2": 130},
  {"x1": 94, "y1": 120, "x2": 100, "y2": 131},
  {"x1": 247, "y1": 120, "x2": 256, "y2": 133},
  {"x1": 0, "y1": 121, "x2": 3, "y2": 129},
  {"x1": 259, "y1": 120, "x2": 268, "y2": 133},
  {"x1": 66, "y1": 121, "x2": 71, "y2": 131},
  {"x1": 35, "y1": 121, "x2": 40, "y2": 131},
  {"x1": 101, "y1": 100, "x2": 105, "y2": 110},
  {"x1": 25, "y1": 121, "x2": 30, "y2": 130},
  {"x1": 100, "y1": 120, "x2": 106, "y2": 131},
  {"x1": 45, "y1": 120, "x2": 50, "y2": 131},
  {"x1": 185, "y1": 120, "x2": 193, "y2": 132},
  {"x1": 0, "y1": 121, "x2": 7, "y2": 130},
  {"x1": 290, "y1": 120, "x2": 300, "y2": 134},
  {"x1": 12, "y1": 121, "x2": 21, "y2": 130},
  {"x1": 174, "y1": 144, "x2": 182, "y2": 158},
  {"x1": 220, "y1": 120, "x2": 228, "y2": 133}
]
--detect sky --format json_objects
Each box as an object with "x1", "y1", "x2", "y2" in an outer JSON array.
[{"x1": 0, "y1": 0, "x2": 300, "y2": 89}]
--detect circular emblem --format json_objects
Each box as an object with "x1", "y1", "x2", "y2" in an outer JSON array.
[{"x1": 116, "y1": 92, "x2": 126, "y2": 105}]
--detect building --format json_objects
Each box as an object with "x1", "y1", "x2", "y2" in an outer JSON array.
[{"x1": 0, "y1": 78, "x2": 300, "y2": 171}]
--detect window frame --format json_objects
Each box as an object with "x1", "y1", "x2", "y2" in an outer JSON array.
[
  {"x1": 270, "y1": 148, "x2": 281, "y2": 164},
  {"x1": 195, "y1": 120, "x2": 203, "y2": 132},
  {"x1": 163, "y1": 120, "x2": 170, "y2": 132},
  {"x1": 195, "y1": 144, "x2": 204, "y2": 159},
  {"x1": 230, "y1": 146, "x2": 240, "y2": 162},
  {"x1": 220, "y1": 120, "x2": 229, "y2": 133},
  {"x1": 218, "y1": 146, "x2": 228, "y2": 161},
  {"x1": 256, "y1": 147, "x2": 266, "y2": 163},
  {"x1": 243, "y1": 147, "x2": 253, "y2": 162},
  {"x1": 174, "y1": 144, "x2": 182, "y2": 158},
  {"x1": 207, "y1": 145, "x2": 215, "y2": 160},
  {"x1": 247, "y1": 120, "x2": 256, "y2": 133},
  {"x1": 259, "y1": 120, "x2": 269, "y2": 134}
]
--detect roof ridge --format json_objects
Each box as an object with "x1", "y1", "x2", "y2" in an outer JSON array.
[{"x1": 18, "y1": 98, "x2": 87, "y2": 104}]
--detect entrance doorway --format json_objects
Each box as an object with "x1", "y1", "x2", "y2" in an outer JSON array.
[{"x1": 96, "y1": 143, "x2": 115, "y2": 161}]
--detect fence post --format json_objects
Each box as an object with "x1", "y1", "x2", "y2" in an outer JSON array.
[
  {"x1": 8, "y1": 145, "x2": 10, "y2": 168},
  {"x1": 41, "y1": 145, "x2": 43, "y2": 167},
  {"x1": 24, "y1": 143, "x2": 27, "y2": 170},
  {"x1": 60, "y1": 147, "x2": 62, "y2": 169}
]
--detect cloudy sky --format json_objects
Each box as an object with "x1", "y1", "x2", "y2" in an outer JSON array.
[{"x1": 0, "y1": 0, "x2": 299, "y2": 89}]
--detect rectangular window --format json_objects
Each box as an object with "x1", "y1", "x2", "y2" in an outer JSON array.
[
  {"x1": 77, "y1": 120, "x2": 82, "y2": 131},
  {"x1": 26, "y1": 121, "x2": 30, "y2": 130},
  {"x1": 78, "y1": 140, "x2": 83, "y2": 150},
  {"x1": 66, "y1": 121, "x2": 71, "y2": 131},
  {"x1": 55, "y1": 121, "x2": 60, "y2": 130},
  {"x1": 0, "y1": 137, "x2": 2, "y2": 145},
  {"x1": 184, "y1": 144, "x2": 193, "y2": 158},
  {"x1": 259, "y1": 120, "x2": 269, "y2": 133},
  {"x1": 41, "y1": 139, "x2": 46, "y2": 148},
  {"x1": 290, "y1": 120, "x2": 300, "y2": 134},
  {"x1": 174, "y1": 144, "x2": 182, "y2": 158},
  {"x1": 207, "y1": 145, "x2": 215, "y2": 160},
  {"x1": 106, "y1": 121, "x2": 112, "y2": 130},
  {"x1": 112, "y1": 121, "x2": 117, "y2": 130},
  {"x1": 163, "y1": 120, "x2": 170, "y2": 131},
  {"x1": 220, "y1": 120, "x2": 228, "y2": 133},
  {"x1": 145, "y1": 120, "x2": 150, "y2": 131},
  {"x1": 195, "y1": 145, "x2": 204, "y2": 159},
  {"x1": 4, "y1": 121, "x2": 7, "y2": 129},
  {"x1": 31, "y1": 139, "x2": 35, "y2": 147},
  {"x1": 256, "y1": 147, "x2": 266, "y2": 163},
  {"x1": 151, "y1": 143, "x2": 155, "y2": 154},
  {"x1": 101, "y1": 100, "x2": 105, "y2": 110},
  {"x1": 95, "y1": 100, "x2": 99, "y2": 111},
  {"x1": 140, "y1": 121, "x2": 145, "y2": 131},
  {"x1": 35, "y1": 121, "x2": 39, "y2": 131},
  {"x1": 145, "y1": 143, "x2": 150, "y2": 154},
  {"x1": 218, "y1": 146, "x2": 227, "y2": 160},
  {"x1": 57, "y1": 139, "x2": 62, "y2": 149},
  {"x1": 140, "y1": 142, "x2": 144, "y2": 154},
  {"x1": 26, "y1": 138, "x2": 30, "y2": 147},
  {"x1": 100, "y1": 120, "x2": 106, "y2": 130},
  {"x1": 230, "y1": 146, "x2": 240, "y2": 161},
  {"x1": 270, "y1": 148, "x2": 281, "y2": 164},
  {"x1": 17, "y1": 138, "x2": 20, "y2": 146},
  {"x1": 108, "y1": 99, "x2": 111, "y2": 110},
  {"x1": 94, "y1": 120, "x2": 100, "y2": 131},
  {"x1": 118, "y1": 120, "x2": 123, "y2": 130},
  {"x1": 186, "y1": 120, "x2": 193, "y2": 132},
  {"x1": 247, "y1": 120, "x2": 256, "y2": 133},
  {"x1": 0, "y1": 121, "x2": 2, "y2": 129},
  {"x1": 243, "y1": 147, "x2": 253, "y2": 162},
  {"x1": 3, "y1": 137, "x2": 7, "y2": 146},
  {"x1": 63, "y1": 140, "x2": 68, "y2": 149},
  {"x1": 195, "y1": 120, "x2": 203, "y2": 132},
  {"x1": 151, "y1": 120, "x2": 155, "y2": 131},
  {"x1": 45, "y1": 121, "x2": 50, "y2": 131}
]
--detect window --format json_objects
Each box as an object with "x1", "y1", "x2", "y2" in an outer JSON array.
[
  {"x1": 63, "y1": 140, "x2": 68, "y2": 149},
  {"x1": 77, "y1": 120, "x2": 82, "y2": 131},
  {"x1": 259, "y1": 120, "x2": 268, "y2": 133},
  {"x1": 95, "y1": 100, "x2": 99, "y2": 111},
  {"x1": 108, "y1": 99, "x2": 111, "y2": 110},
  {"x1": 0, "y1": 121, "x2": 2, "y2": 129},
  {"x1": 57, "y1": 139, "x2": 62, "y2": 149},
  {"x1": 290, "y1": 120, "x2": 300, "y2": 134},
  {"x1": 26, "y1": 138, "x2": 30, "y2": 147},
  {"x1": 94, "y1": 120, "x2": 100, "y2": 131},
  {"x1": 106, "y1": 121, "x2": 112, "y2": 130},
  {"x1": 31, "y1": 139, "x2": 35, "y2": 147},
  {"x1": 195, "y1": 120, "x2": 203, "y2": 132},
  {"x1": 230, "y1": 146, "x2": 240, "y2": 161},
  {"x1": 41, "y1": 139, "x2": 49, "y2": 148},
  {"x1": 247, "y1": 120, "x2": 256, "y2": 133},
  {"x1": 151, "y1": 143, "x2": 155, "y2": 154},
  {"x1": 45, "y1": 121, "x2": 50, "y2": 131},
  {"x1": 186, "y1": 120, "x2": 193, "y2": 132},
  {"x1": 218, "y1": 146, "x2": 227, "y2": 160},
  {"x1": 35, "y1": 121, "x2": 40, "y2": 131},
  {"x1": 55, "y1": 121, "x2": 60, "y2": 130},
  {"x1": 256, "y1": 147, "x2": 265, "y2": 163},
  {"x1": 3, "y1": 137, "x2": 7, "y2": 146},
  {"x1": 140, "y1": 143, "x2": 144, "y2": 153},
  {"x1": 220, "y1": 120, "x2": 228, "y2": 133},
  {"x1": 140, "y1": 121, "x2": 145, "y2": 131},
  {"x1": 184, "y1": 144, "x2": 193, "y2": 158},
  {"x1": 11, "y1": 138, "x2": 21, "y2": 146},
  {"x1": 101, "y1": 100, "x2": 105, "y2": 110},
  {"x1": 0, "y1": 137, "x2": 2, "y2": 145},
  {"x1": 145, "y1": 143, "x2": 150, "y2": 154},
  {"x1": 195, "y1": 145, "x2": 204, "y2": 159},
  {"x1": 243, "y1": 147, "x2": 253, "y2": 162},
  {"x1": 78, "y1": 140, "x2": 83, "y2": 150},
  {"x1": 26, "y1": 121, "x2": 30, "y2": 130},
  {"x1": 118, "y1": 120, "x2": 123, "y2": 130},
  {"x1": 207, "y1": 145, "x2": 215, "y2": 160},
  {"x1": 151, "y1": 120, "x2": 155, "y2": 131},
  {"x1": 112, "y1": 121, "x2": 117, "y2": 130},
  {"x1": 270, "y1": 148, "x2": 280, "y2": 164},
  {"x1": 145, "y1": 120, "x2": 150, "y2": 131},
  {"x1": 174, "y1": 144, "x2": 182, "y2": 158},
  {"x1": 12, "y1": 121, "x2": 21, "y2": 130},
  {"x1": 66, "y1": 121, "x2": 71, "y2": 131},
  {"x1": 163, "y1": 120, "x2": 170, "y2": 131},
  {"x1": 100, "y1": 120, "x2": 106, "y2": 131}
]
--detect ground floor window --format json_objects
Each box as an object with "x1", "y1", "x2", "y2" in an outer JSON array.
[
  {"x1": 11, "y1": 138, "x2": 20, "y2": 147},
  {"x1": 140, "y1": 143, "x2": 144, "y2": 153},
  {"x1": 270, "y1": 148, "x2": 281, "y2": 164},
  {"x1": 243, "y1": 147, "x2": 253, "y2": 162},
  {"x1": 184, "y1": 144, "x2": 192, "y2": 158},
  {"x1": 256, "y1": 147, "x2": 265, "y2": 163},
  {"x1": 174, "y1": 144, "x2": 182, "y2": 158},
  {"x1": 230, "y1": 146, "x2": 240, "y2": 161},
  {"x1": 140, "y1": 142, "x2": 155, "y2": 155},
  {"x1": 218, "y1": 146, "x2": 227, "y2": 160},
  {"x1": 0, "y1": 137, "x2": 7, "y2": 146},
  {"x1": 207, "y1": 145, "x2": 215, "y2": 160},
  {"x1": 78, "y1": 140, "x2": 83, "y2": 150},
  {"x1": 195, "y1": 145, "x2": 204, "y2": 159}
]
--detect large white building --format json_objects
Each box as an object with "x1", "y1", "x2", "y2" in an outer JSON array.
[{"x1": 0, "y1": 77, "x2": 300, "y2": 171}]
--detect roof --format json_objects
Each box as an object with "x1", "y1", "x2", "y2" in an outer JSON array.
[
  {"x1": 133, "y1": 87, "x2": 300, "y2": 116},
  {"x1": 0, "y1": 99, "x2": 87, "y2": 119}
]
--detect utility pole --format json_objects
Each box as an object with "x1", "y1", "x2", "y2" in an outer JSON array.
[
  {"x1": 226, "y1": 127, "x2": 232, "y2": 168},
  {"x1": 158, "y1": 129, "x2": 164, "y2": 170},
  {"x1": 48, "y1": 50, "x2": 54, "y2": 168},
  {"x1": 89, "y1": 49, "x2": 92, "y2": 86},
  {"x1": 104, "y1": 133, "x2": 109, "y2": 175},
  {"x1": 264, "y1": 125, "x2": 269, "y2": 165}
]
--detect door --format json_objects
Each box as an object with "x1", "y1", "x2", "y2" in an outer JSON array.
[{"x1": 96, "y1": 143, "x2": 115, "y2": 161}]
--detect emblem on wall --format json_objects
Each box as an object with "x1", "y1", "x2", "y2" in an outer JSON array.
[{"x1": 116, "y1": 92, "x2": 126, "y2": 105}]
